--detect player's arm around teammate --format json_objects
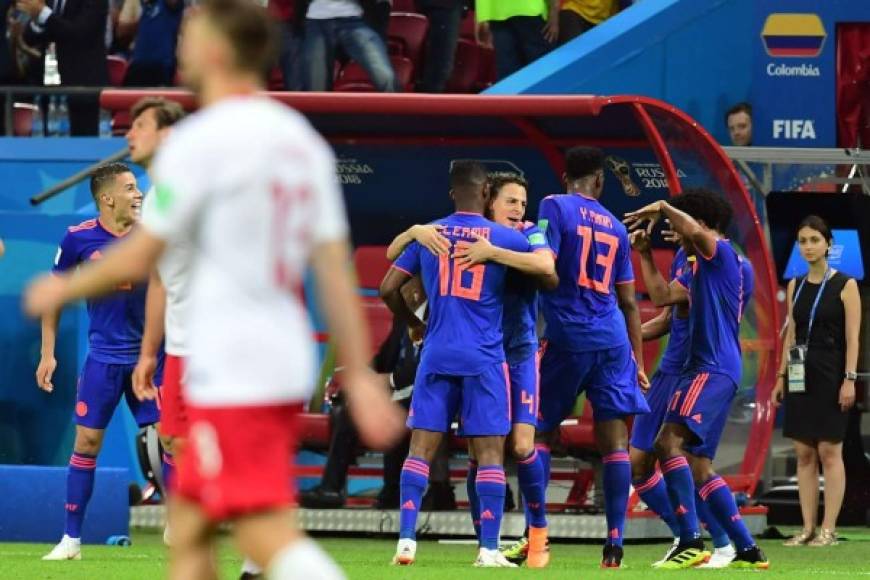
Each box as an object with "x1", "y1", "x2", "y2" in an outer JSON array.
[{"x1": 386, "y1": 224, "x2": 450, "y2": 261}]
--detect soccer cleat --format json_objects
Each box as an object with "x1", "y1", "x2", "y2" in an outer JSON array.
[
  {"x1": 655, "y1": 539, "x2": 709, "y2": 570},
  {"x1": 474, "y1": 548, "x2": 518, "y2": 568},
  {"x1": 526, "y1": 527, "x2": 550, "y2": 569},
  {"x1": 729, "y1": 545, "x2": 770, "y2": 569},
  {"x1": 698, "y1": 544, "x2": 736, "y2": 568},
  {"x1": 652, "y1": 537, "x2": 680, "y2": 567},
  {"x1": 42, "y1": 535, "x2": 82, "y2": 561},
  {"x1": 392, "y1": 539, "x2": 416, "y2": 566},
  {"x1": 600, "y1": 544, "x2": 623, "y2": 569},
  {"x1": 500, "y1": 536, "x2": 529, "y2": 565}
]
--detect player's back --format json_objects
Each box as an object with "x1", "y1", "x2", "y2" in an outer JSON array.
[
  {"x1": 538, "y1": 193, "x2": 634, "y2": 352},
  {"x1": 405, "y1": 213, "x2": 530, "y2": 375},
  {"x1": 149, "y1": 96, "x2": 347, "y2": 406}
]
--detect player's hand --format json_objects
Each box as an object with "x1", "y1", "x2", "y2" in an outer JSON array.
[
  {"x1": 629, "y1": 230, "x2": 651, "y2": 253},
  {"x1": 623, "y1": 201, "x2": 665, "y2": 235},
  {"x1": 661, "y1": 227, "x2": 683, "y2": 245},
  {"x1": 839, "y1": 380, "x2": 856, "y2": 412},
  {"x1": 24, "y1": 273, "x2": 69, "y2": 319},
  {"x1": 410, "y1": 225, "x2": 450, "y2": 257},
  {"x1": 637, "y1": 368, "x2": 650, "y2": 392},
  {"x1": 454, "y1": 232, "x2": 494, "y2": 267},
  {"x1": 36, "y1": 355, "x2": 57, "y2": 393},
  {"x1": 344, "y1": 367, "x2": 405, "y2": 450},
  {"x1": 542, "y1": 14, "x2": 559, "y2": 44},
  {"x1": 770, "y1": 377, "x2": 785, "y2": 408},
  {"x1": 132, "y1": 354, "x2": 159, "y2": 401}
]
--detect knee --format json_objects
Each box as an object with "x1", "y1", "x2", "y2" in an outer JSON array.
[
  {"x1": 795, "y1": 447, "x2": 818, "y2": 468},
  {"x1": 511, "y1": 439, "x2": 534, "y2": 461},
  {"x1": 690, "y1": 460, "x2": 714, "y2": 485},
  {"x1": 817, "y1": 446, "x2": 842, "y2": 469},
  {"x1": 653, "y1": 433, "x2": 680, "y2": 461},
  {"x1": 630, "y1": 450, "x2": 656, "y2": 481},
  {"x1": 75, "y1": 433, "x2": 102, "y2": 455}
]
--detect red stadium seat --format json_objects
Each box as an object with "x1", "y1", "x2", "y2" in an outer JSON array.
[
  {"x1": 475, "y1": 46, "x2": 496, "y2": 91},
  {"x1": 267, "y1": 66, "x2": 284, "y2": 91},
  {"x1": 446, "y1": 39, "x2": 481, "y2": 93},
  {"x1": 106, "y1": 55, "x2": 128, "y2": 87},
  {"x1": 387, "y1": 13, "x2": 429, "y2": 71},
  {"x1": 298, "y1": 412, "x2": 331, "y2": 451},
  {"x1": 391, "y1": 0, "x2": 418, "y2": 13},
  {"x1": 335, "y1": 56, "x2": 415, "y2": 92},
  {"x1": 353, "y1": 245, "x2": 392, "y2": 289},
  {"x1": 630, "y1": 248, "x2": 677, "y2": 295},
  {"x1": 111, "y1": 110, "x2": 131, "y2": 136},
  {"x1": 12, "y1": 102, "x2": 36, "y2": 136},
  {"x1": 459, "y1": 11, "x2": 476, "y2": 40}
]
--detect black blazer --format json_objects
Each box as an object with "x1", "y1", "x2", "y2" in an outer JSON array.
[{"x1": 25, "y1": 0, "x2": 108, "y2": 86}]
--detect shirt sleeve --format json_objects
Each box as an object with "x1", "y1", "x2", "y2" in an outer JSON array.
[
  {"x1": 537, "y1": 196, "x2": 561, "y2": 257},
  {"x1": 393, "y1": 241, "x2": 421, "y2": 277},
  {"x1": 51, "y1": 232, "x2": 79, "y2": 274},
  {"x1": 309, "y1": 135, "x2": 349, "y2": 245},
  {"x1": 613, "y1": 227, "x2": 634, "y2": 284},
  {"x1": 524, "y1": 224, "x2": 549, "y2": 253}
]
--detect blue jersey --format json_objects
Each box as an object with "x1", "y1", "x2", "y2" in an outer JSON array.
[
  {"x1": 683, "y1": 239, "x2": 754, "y2": 384},
  {"x1": 503, "y1": 222, "x2": 549, "y2": 365},
  {"x1": 657, "y1": 249, "x2": 693, "y2": 374},
  {"x1": 538, "y1": 193, "x2": 634, "y2": 352},
  {"x1": 393, "y1": 212, "x2": 531, "y2": 375},
  {"x1": 53, "y1": 218, "x2": 147, "y2": 365}
]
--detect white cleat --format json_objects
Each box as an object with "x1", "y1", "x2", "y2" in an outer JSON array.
[
  {"x1": 474, "y1": 548, "x2": 518, "y2": 568},
  {"x1": 392, "y1": 539, "x2": 416, "y2": 566},
  {"x1": 42, "y1": 535, "x2": 82, "y2": 561},
  {"x1": 698, "y1": 544, "x2": 736, "y2": 568},
  {"x1": 652, "y1": 537, "x2": 680, "y2": 568}
]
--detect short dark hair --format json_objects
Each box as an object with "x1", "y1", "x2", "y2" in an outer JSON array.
[
  {"x1": 130, "y1": 97, "x2": 186, "y2": 129},
  {"x1": 725, "y1": 102, "x2": 752, "y2": 124},
  {"x1": 449, "y1": 160, "x2": 488, "y2": 191},
  {"x1": 669, "y1": 188, "x2": 721, "y2": 231},
  {"x1": 201, "y1": 0, "x2": 279, "y2": 79},
  {"x1": 713, "y1": 195, "x2": 734, "y2": 233},
  {"x1": 565, "y1": 147, "x2": 604, "y2": 181},
  {"x1": 90, "y1": 162, "x2": 132, "y2": 203},
  {"x1": 797, "y1": 214, "x2": 833, "y2": 244}
]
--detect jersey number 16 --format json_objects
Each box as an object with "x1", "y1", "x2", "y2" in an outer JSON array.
[{"x1": 438, "y1": 241, "x2": 485, "y2": 301}]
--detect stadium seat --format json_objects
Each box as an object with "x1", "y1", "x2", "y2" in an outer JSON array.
[
  {"x1": 352, "y1": 245, "x2": 392, "y2": 290},
  {"x1": 630, "y1": 248, "x2": 676, "y2": 295},
  {"x1": 12, "y1": 102, "x2": 36, "y2": 136},
  {"x1": 446, "y1": 39, "x2": 481, "y2": 93},
  {"x1": 106, "y1": 55, "x2": 129, "y2": 87},
  {"x1": 459, "y1": 11, "x2": 476, "y2": 40},
  {"x1": 391, "y1": 0, "x2": 418, "y2": 13},
  {"x1": 387, "y1": 13, "x2": 429, "y2": 71},
  {"x1": 111, "y1": 110, "x2": 131, "y2": 136},
  {"x1": 335, "y1": 56, "x2": 415, "y2": 92},
  {"x1": 475, "y1": 46, "x2": 496, "y2": 91}
]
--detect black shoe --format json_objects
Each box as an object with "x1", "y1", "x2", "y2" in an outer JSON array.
[
  {"x1": 239, "y1": 574, "x2": 263, "y2": 580},
  {"x1": 421, "y1": 482, "x2": 456, "y2": 511},
  {"x1": 729, "y1": 545, "x2": 769, "y2": 569},
  {"x1": 299, "y1": 486, "x2": 345, "y2": 509},
  {"x1": 601, "y1": 544, "x2": 624, "y2": 569}
]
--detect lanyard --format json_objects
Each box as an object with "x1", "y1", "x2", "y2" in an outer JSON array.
[{"x1": 792, "y1": 268, "x2": 831, "y2": 343}]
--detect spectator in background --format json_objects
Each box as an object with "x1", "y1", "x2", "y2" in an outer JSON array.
[
  {"x1": 118, "y1": 0, "x2": 182, "y2": 86},
  {"x1": 18, "y1": 0, "x2": 109, "y2": 135},
  {"x1": 269, "y1": 0, "x2": 302, "y2": 90},
  {"x1": 475, "y1": 0, "x2": 557, "y2": 81},
  {"x1": 726, "y1": 102, "x2": 753, "y2": 147},
  {"x1": 416, "y1": 0, "x2": 464, "y2": 93},
  {"x1": 303, "y1": 0, "x2": 397, "y2": 91},
  {"x1": 557, "y1": 0, "x2": 618, "y2": 45},
  {"x1": 362, "y1": 0, "x2": 390, "y2": 40}
]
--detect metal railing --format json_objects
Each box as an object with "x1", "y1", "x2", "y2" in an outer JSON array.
[{"x1": 1, "y1": 85, "x2": 105, "y2": 136}]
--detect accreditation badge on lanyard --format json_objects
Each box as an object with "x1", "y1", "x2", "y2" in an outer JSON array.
[{"x1": 788, "y1": 269, "x2": 831, "y2": 394}]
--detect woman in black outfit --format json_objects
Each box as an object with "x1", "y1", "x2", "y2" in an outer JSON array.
[{"x1": 772, "y1": 215, "x2": 862, "y2": 547}]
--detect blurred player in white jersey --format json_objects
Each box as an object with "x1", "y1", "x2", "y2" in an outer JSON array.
[{"x1": 24, "y1": 0, "x2": 404, "y2": 578}]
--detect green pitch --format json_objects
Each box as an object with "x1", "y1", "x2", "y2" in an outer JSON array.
[{"x1": 3, "y1": 528, "x2": 870, "y2": 579}]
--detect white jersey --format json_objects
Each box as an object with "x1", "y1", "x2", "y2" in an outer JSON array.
[
  {"x1": 142, "y1": 187, "x2": 194, "y2": 357},
  {"x1": 143, "y1": 96, "x2": 348, "y2": 407}
]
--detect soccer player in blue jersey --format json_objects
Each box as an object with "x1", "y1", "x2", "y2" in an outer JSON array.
[
  {"x1": 535, "y1": 147, "x2": 650, "y2": 569},
  {"x1": 380, "y1": 162, "x2": 536, "y2": 568},
  {"x1": 624, "y1": 189, "x2": 768, "y2": 570},
  {"x1": 37, "y1": 163, "x2": 160, "y2": 561}
]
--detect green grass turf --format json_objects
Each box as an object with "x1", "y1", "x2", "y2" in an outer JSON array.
[{"x1": 2, "y1": 528, "x2": 870, "y2": 579}]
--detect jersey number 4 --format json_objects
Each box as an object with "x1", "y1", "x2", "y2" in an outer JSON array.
[
  {"x1": 577, "y1": 226, "x2": 618, "y2": 294},
  {"x1": 438, "y1": 241, "x2": 485, "y2": 301}
]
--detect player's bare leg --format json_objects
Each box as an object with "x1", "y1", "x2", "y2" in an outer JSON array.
[
  {"x1": 43, "y1": 425, "x2": 106, "y2": 561},
  {"x1": 157, "y1": 433, "x2": 184, "y2": 547},
  {"x1": 593, "y1": 418, "x2": 631, "y2": 568},
  {"x1": 168, "y1": 496, "x2": 219, "y2": 580},
  {"x1": 234, "y1": 508, "x2": 343, "y2": 579},
  {"x1": 394, "y1": 429, "x2": 445, "y2": 565},
  {"x1": 508, "y1": 424, "x2": 548, "y2": 567}
]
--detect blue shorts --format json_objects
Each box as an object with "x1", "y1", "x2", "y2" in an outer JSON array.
[
  {"x1": 664, "y1": 371, "x2": 736, "y2": 460},
  {"x1": 408, "y1": 361, "x2": 511, "y2": 437},
  {"x1": 509, "y1": 352, "x2": 539, "y2": 426},
  {"x1": 538, "y1": 341, "x2": 649, "y2": 432},
  {"x1": 630, "y1": 370, "x2": 681, "y2": 453},
  {"x1": 75, "y1": 356, "x2": 162, "y2": 430}
]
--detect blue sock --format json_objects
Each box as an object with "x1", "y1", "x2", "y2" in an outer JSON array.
[
  {"x1": 65, "y1": 452, "x2": 97, "y2": 538},
  {"x1": 517, "y1": 449, "x2": 547, "y2": 529},
  {"x1": 699, "y1": 476, "x2": 755, "y2": 551},
  {"x1": 475, "y1": 465, "x2": 506, "y2": 550},
  {"x1": 602, "y1": 450, "x2": 631, "y2": 547},
  {"x1": 536, "y1": 444, "x2": 552, "y2": 484},
  {"x1": 695, "y1": 488, "x2": 730, "y2": 548},
  {"x1": 399, "y1": 456, "x2": 429, "y2": 540},
  {"x1": 661, "y1": 456, "x2": 700, "y2": 542},
  {"x1": 634, "y1": 470, "x2": 680, "y2": 537},
  {"x1": 162, "y1": 452, "x2": 175, "y2": 494},
  {"x1": 466, "y1": 460, "x2": 480, "y2": 541}
]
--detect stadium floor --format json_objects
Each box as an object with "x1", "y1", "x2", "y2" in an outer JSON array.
[{"x1": 3, "y1": 528, "x2": 870, "y2": 579}]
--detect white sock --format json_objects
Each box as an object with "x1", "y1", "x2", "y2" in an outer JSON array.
[
  {"x1": 268, "y1": 539, "x2": 345, "y2": 580},
  {"x1": 241, "y1": 557, "x2": 263, "y2": 574}
]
